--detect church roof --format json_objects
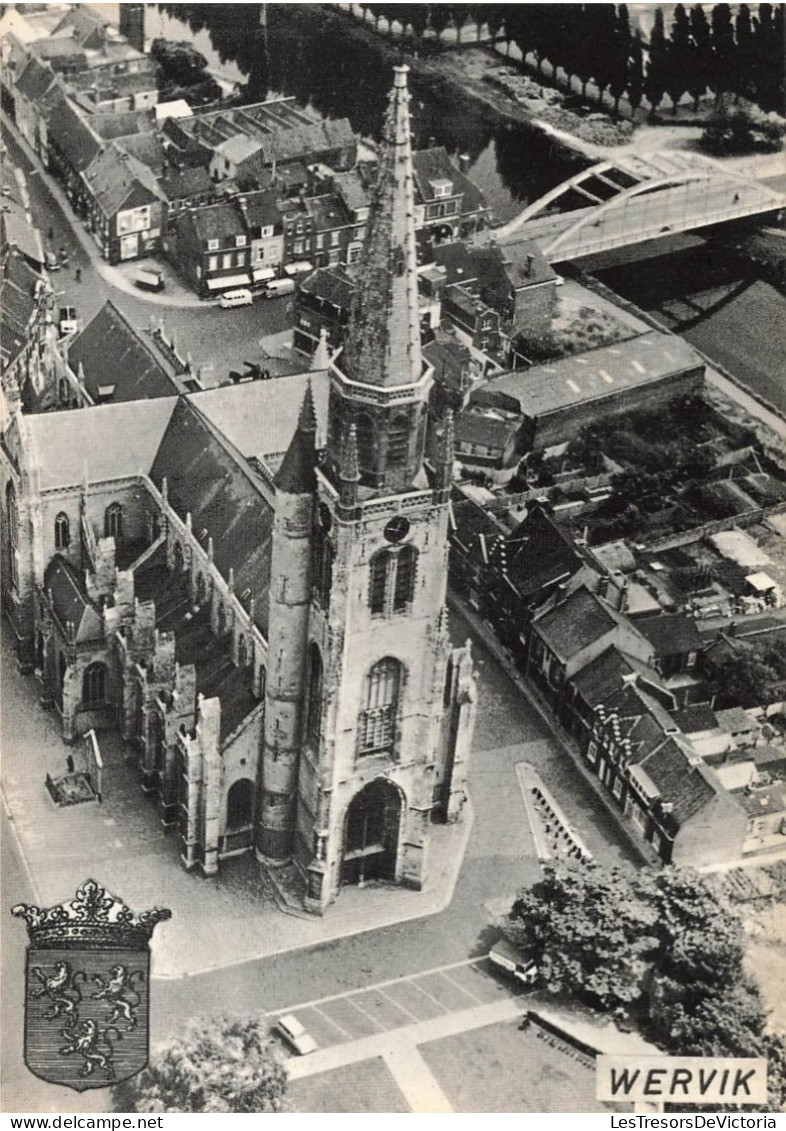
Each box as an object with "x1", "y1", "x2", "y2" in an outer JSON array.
[
  {"x1": 44, "y1": 555, "x2": 102, "y2": 643},
  {"x1": 149, "y1": 398, "x2": 275, "y2": 635},
  {"x1": 340, "y1": 66, "x2": 423, "y2": 390},
  {"x1": 23, "y1": 398, "x2": 178, "y2": 491},
  {"x1": 189, "y1": 370, "x2": 329, "y2": 465},
  {"x1": 68, "y1": 300, "x2": 181, "y2": 403}
]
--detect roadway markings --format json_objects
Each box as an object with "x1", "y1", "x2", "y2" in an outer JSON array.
[{"x1": 272, "y1": 958, "x2": 516, "y2": 1052}]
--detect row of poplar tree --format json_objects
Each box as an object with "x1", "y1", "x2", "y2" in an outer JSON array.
[{"x1": 354, "y1": 4, "x2": 785, "y2": 116}]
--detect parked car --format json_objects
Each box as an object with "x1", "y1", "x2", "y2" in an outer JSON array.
[
  {"x1": 58, "y1": 248, "x2": 69, "y2": 268},
  {"x1": 58, "y1": 306, "x2": 78, "y2": 337},
  {"x1": 45, "y1": 250, "x2": 59, "y2": 272},
  {"x1": 488, "y1": 939, "x2": 538, "y2": 987},
  {"x1": 274, "y1": 1014, "x2": 318, "y2": 1056},
  {"x1": 134, "y1": 269, "x2": 165, "y2": 292},
  {"x1": 263, "y1": 278, "x2": 295, "y2": 299},
  {"x1": 219, "y1": 287, "x2": 253, "y2": 309}
]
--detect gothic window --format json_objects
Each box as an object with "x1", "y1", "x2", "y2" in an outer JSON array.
[
  {"x1": 173, "y1": 541, "x2": 184, "y2": 573},
  {"x1": 387, "y1": 413, "x2": 410, "y2": 470},
  {"x1": 258, "y1": 663, "x2": 266, "y2": 700},
  {"x1": 311, "y1": 523, "x2": 334, "y2": 609},
  {"x1": 83, "y1": 662, "x2": 107, "y2": 706},
  {"x1": 5, "y1": 481, "x2": 18, "y2": 590},
  {"x1": 304, "y1": 644, "x2": 323, "y2": 749},
  {"x1": 54, "y1": 512, "x2": 70, "y2": 551},
  {"x1": 368, "y1": 547, "x2": 418, "y2": 616},
  {"x1": 357, "y1": 657, "x2": 401, "y2": 757},
  {"x1": 237, "y1": 634, "x2": 247, "y2": 667},
  {"x1": 217, "y1": 604, "x2": 226, "y2": 637},
  {"x1": 104, "y1": 502, "x2": 122, "y2": 540},
  {"x1": 195, "y1": 573, "x2": 206, "y2": 605},
  {"x1": 355, "y1": 413, "x2": 374, "y2": 475}
]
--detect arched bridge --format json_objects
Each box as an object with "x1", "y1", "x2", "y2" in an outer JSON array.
[{"x1": 490, "y1": 151, "x2": 785, "y2": 262}]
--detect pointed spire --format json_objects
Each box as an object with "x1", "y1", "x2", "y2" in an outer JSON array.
[
  {"x1": 437, "y1": 408, "x2": 455, "y2": 491},
  {"x1": 274, "y1": 385, "x2": 317, "y2": 494},
  {"x1": 338, "y1": 423, "x2": 360, "y2": 509},
  {"x1": 298, "y1": 379, "x2": 317, "y2": 433},
  {"x1": 341, "y1": 65, "x2": 422, "y2": 389},
  {"x1": 312, "y1": 328, "x2": 330, "y2": 371}
]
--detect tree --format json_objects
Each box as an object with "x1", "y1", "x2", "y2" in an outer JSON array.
[
  {"x1": 708, "y1": 643, "x2": 783, "y2": 708},
  {"x1": 592, "y1": 4, "x2": 621, "y2": 106},
  {"x1": 113, "y1": 1016, "x2": 287, "y2": 1114},
  {"x1": 504, "y1": 862, "x2": 658, "y2": 1014},
  {"x1": 709, "y1": 4, "x2": 736, "y2": 99},
  {"x1": 449, "y1": 4, "x2": 471, "y2": 44},
  {"x1": 665, "y1": 4, "x2": 692, "y2": 114},
  {"x1": 608, "y1": 5, "x2": 633, "y2": 115},
  {"x1": 701, "y1": 95, "x2": 786, "y2": 154},
  {"x1": 644, "y1": 8, "x2": 668, "y2": 115},
  {"x1": 429, "y1": 3, "x2": 451, "y2": 41},
  {"x1": 734, "y1": 5, "x2": 756, "y2": 100},
  {"x1": 688, "y1": 5, "x2": 711, "y2": 110}
]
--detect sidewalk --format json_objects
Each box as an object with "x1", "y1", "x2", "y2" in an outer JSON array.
[
  {"x1": 0, "y1": 631, "x2": 474, "y2": 981},
  {"x1": 2, "y1": 110, "x2": 216, "y2": 310}
]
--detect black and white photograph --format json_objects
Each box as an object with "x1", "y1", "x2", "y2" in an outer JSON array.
[{"x1": 1, "y1": 0, "x2": 784, "y2": 1117}]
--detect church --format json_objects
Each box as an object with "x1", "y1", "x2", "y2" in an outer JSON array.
[{"x1": 1, "y1": 67, "x2": 477, "y2": 914}]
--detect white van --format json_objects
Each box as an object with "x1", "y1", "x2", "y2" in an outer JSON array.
[
  {"x1": 220, "y1": 288, "x2": 253, "y2": 309},
  {"x1": 489, "y1": 939, "x2": 538, "y2": 987},
  {"x1": 263, "y1": 278, "x2": 296, "y2": 299}
]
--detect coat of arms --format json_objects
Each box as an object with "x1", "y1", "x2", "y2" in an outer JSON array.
[{"x1": 12, "y1": 879, "x2": 171, "y2": 1091}]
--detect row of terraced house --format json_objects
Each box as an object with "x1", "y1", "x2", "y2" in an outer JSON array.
[
  {"x1": 449, "y1": 494, "x2": 786, "y2": 870},
  {"x1": 0, "y1": 6, "x2": 489, "y2": 295}
]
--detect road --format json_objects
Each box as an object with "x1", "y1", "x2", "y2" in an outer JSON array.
[{"x1": 1, "y1": 122, "x2": 295, "y2": 382}]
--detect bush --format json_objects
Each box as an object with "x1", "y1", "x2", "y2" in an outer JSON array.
[
  {"x1": 701, "y1": 96, "x2": 786, "y2": 155},
  {"x1": 113, "y1": 1016, "x2": 287, "y2": 1113}
]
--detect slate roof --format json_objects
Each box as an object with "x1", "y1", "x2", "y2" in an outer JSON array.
[
  {"x1": 639, "y1": 738, "x2": 723, "y2": 828},
  {"x1": 116, "y1": 133, "x2": 167, "y2": 177},
  {"x1": 534, "y1": 585, "x2": 618, "y2": 661},
  {"x1": 423, "y1": 334, "x2": 472, "y2": 391},
  {"x1": 15, "y1": 57, "x2": 55, "y2": 101},
  {"x1": 456, "y1": 411, "x2": 516, "y2": 452},
  {"x1": 1, "y1": 205, "x2": 44, "y2": 266},
  {"x1": 673, "y1": 704, "x2": 719, "y2": 734},
  {"x1": 572, "y1": 646, "x2": 636, "y2": 707},
  {"x1": 24, "y1": 399, "x2": 178, "y2": 491},
  {"x1": 738, "y1": 784, "x2": 786, "y2": 818},
  {"x1": 189, "y1": 369, "x2": 329, "y2": 463},
  {"x1": 90, "y1": 109, "x2": 155, "y2": 140},
  {"x1": 241, "y1": 188, "x2": 280, "y2": 230},
  {"x1": 46, "y1": 96, "x2": 102, "y2": 171},
  {"x1": 449, "y1": 493, "x2": 506, "y2": 557},
  {"x1": 190, "y1": 201, "x2": 245, "y2": 243},
  {"x1": 638, "y1": 613, "x2": 703, "y2": 657},
  {"x1": 412, "y1": 147, "x2": 486, "y2": 214},
  {"x1": 504, "y1": 505, "x2": 585, "y2": 599},
  {"x1": 715, "y1": 707, "x2": 760, "y2": 735},
  {"x1": 0, "y1": 248, "x2": 44, "y2": 370},
  {"x1": 299, "y1": 266, "x2": 355, "y2": 310},
  {"x1": 68, "y1": 300, "x2": 181, "y2": 403},
  {"x1": 82, "y1": 143, "x2": 165, "y2": 219},
  {"x1": 475, "y1": 332, "x2": 703, "y2": 419},
  {"x1": 305, "y1": 192, "x2": 352, "y2": 232},
  {"x1": 44, "y1": 555, "x2": 102, "y2": 643},
  {"x1": 148, "y1": 398, "x2": 275, "y2": 635},
  {"x1": 432, "y1": 241, "x2": 479, "y2": 285},
  {"x1": 157, "y1": 166, "x2": 212, "y2": 201},
  {"x1": 333, "y1": 170, "x2": 370, "y2": 213}
]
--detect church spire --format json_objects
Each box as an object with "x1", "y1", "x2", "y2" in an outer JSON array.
[
  {"x1": 341, "y1": 64, "x2": 422, "y2": 389},
  {"x1": 274, "y1": 383, "x2": 317, "y2": 494}
]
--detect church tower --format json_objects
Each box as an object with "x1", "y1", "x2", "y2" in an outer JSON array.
[{"x1": 260, "y1": 65, "x2": 476, "y2": 914}]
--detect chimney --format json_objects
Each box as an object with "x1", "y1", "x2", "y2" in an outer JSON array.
[
  {"x1": 428, "y1": 136, "x2": 436, "y2": 149},
  {"x1": 458, "y1": 153, "x2": 470, "y2": 173},
  {"x1": 597, "y1": 575, "x2": 610, "y2": 600},
  {"x1": 525, "y1": 254, "x2": 534, "y2": 277}
]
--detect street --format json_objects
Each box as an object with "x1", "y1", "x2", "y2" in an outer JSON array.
[{"x1": 1, "y1": 122, "x2": 296, "y2": 382}]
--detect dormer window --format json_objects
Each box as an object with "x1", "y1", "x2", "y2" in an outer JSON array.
[
  {"x1": 430, "y1": 179, "x2": 453, "y2": 199},
  {"x1": 235, "y1": 235, "x2": 247, "y2": 248},
  {"x1": 207, "y1": 239, "x2": 219, "y2": 251}
]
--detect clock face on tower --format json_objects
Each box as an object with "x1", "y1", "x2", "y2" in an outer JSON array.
[{"x1": 383, "y1": 515, "x2": 410, "y2": 543}]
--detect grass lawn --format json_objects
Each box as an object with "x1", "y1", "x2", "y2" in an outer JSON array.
[
  {"x1": 287, "y1": 1057, "x2": 410, "y2": 1113},
  {"x1": 419, "y1": 1018, "x2": 628, "y2": 1113}
]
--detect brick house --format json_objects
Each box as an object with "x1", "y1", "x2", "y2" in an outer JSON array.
[
  {"x1": 411, "y1": 147, "x2": 488, "y2": 242},
  {"x1": 81, "y1": 142, "x2": 166, "y2": 263},
  {"x1": 170, "y1": 200, "x2": 251, "y2": 296},
  {"x1": 293, "y1": 266, "x2": 355, "y2": 356}
]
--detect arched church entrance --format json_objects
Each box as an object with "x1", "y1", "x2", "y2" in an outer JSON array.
[{"x1": 341, "y1": 779, "x2": 402, "y2": 887}]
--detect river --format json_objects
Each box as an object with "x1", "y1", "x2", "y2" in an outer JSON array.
[{"x1": 93, "y1": 2, "x2": 585, "y2": 224}]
